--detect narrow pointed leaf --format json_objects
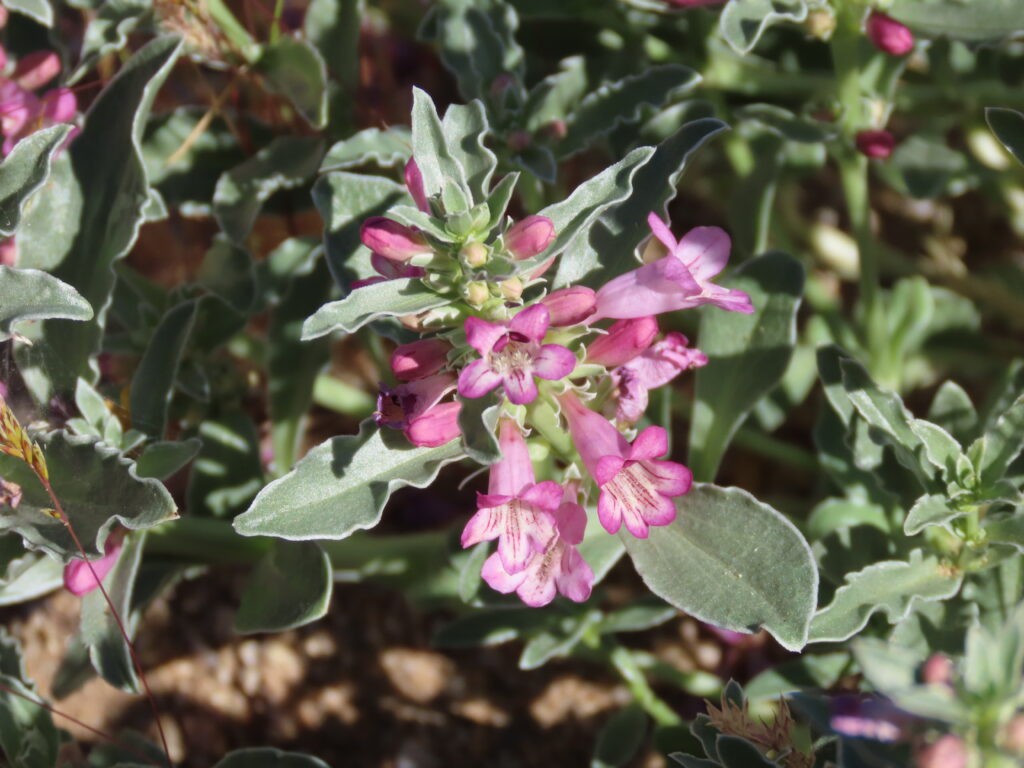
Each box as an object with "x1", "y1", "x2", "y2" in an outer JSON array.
[
  {"x1": 0, "y1": 124, "x2": 72, "y2": 237},
  {"x1": 689, "y1": 252, "x2": 804, "y2": 481},
  {"x1": 809, "y1": 550, "x2": 963, "y2": 643},
  {"x1": 302, "y1": 278, "x2": 448, "y2": 339}
]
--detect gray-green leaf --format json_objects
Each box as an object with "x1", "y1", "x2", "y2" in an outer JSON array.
[
  {"x1": 0, "y1": 124, "x2": 72, "y2": 237},
  {"x1": 0, "y1": 266, "x2": 93, "y2": 342},
  {"x1": 689, "y1": 251, "x2": 804, "y2": 482},
  {"x1": 302, "y1": 278, "x2": 448, "y2": 339},
  {"x1": 233, "y1": 420, "x2": 464, "y2": 540},
  {"x1": 235, "y1": 541, "x2": 333, "y2": 633},
  {"x1": 624, "y1": 484, "x2": 817, "y2": 652}
]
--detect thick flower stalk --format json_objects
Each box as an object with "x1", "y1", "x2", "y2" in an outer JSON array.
[{"x1": 357, "y1": 157, "x2": 752, "y2": 605}]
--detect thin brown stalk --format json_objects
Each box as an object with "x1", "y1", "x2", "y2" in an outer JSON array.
[
  {"x1": 0, "y1": 681, "x2": 164, "y2": 767},
  {"x1": 41, "y1": 478, "x2": 174, "y2": 768}
]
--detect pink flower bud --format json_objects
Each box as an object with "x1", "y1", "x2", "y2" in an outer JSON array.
[
  {"x1": 586, "y1": 317, "x2": 659, "y2": 368},
  {"x1": 915, "y1": 735, "x2": 967, "y2": 768},
  {"x1": 0, "y1": 238, "x2": 16, "y2": 266},
  {"x1": 360, "y1": 217, "x2": 432, "y2": 262},
  {"x1": 541, "y1": 287, "x2": 597, "y2": 326},
  {"x1": 508, "y1": 130, "x2": 532, "y2": 153},
  {"x1": 856, "y1": 129, "x2": 895, "y2": 159},
  {"x1": 391, "y1": 338, "x2": 449, "y2": 381},
  {"x1": 866, "y1": 12, "x2": 914, "y2": 56},
  {"x1": 506, "y1": 215, "x2": 555, "y2": 260},
  {"x1": 405, "y1": 401, "x2": 461, "y2": 447},
  {"x1": 12, "y1": 51, "x2": 61, "y2": 91},
  {"x1": 542, "y1": 120, "x2": 567, "y2": 141},
  {"x1": 922, "y1": 654, "x2": 953, "y2": 686},
  {"x1": 64, "y1": 535, "x2": 123, "y2": 596},
  {"x1": 404, "y1": 158, "x2": 430, "y2": 213}
]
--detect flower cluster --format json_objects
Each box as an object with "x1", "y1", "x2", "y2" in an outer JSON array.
[
  {"x1": 0, "y1": 21, "x2": 79, "y2": 265},
  {"x1": 365, "y1": 160, "x2": 752, "y2": 606}
]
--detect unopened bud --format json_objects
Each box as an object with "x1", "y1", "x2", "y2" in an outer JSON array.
[
  {"x1": 461, "y1": 241, "x2": 489, "y2": 268},
  {"x1": 921, "y1": 654, "x2": 954, "y2": 686},
  {"x1": 866, "y1": 12, "x2": 914, "y2": 56},
  {"x1": 587, "y1": 317, "x2": 659, "y2": 367},
  {"x1": 508, "y1": 130, "x2": 532, "y2": 153},
  {"x1": 500, "y1": 277, "x2": 523, "y2": 301},
  {"x1": 404, "y1": 158, "x2": 430, "y2": 213},
  {"x1": 391, "y1": 338, "x2": 450, "y2": 381},
  {"x1": 915, "y1": 735, "x2": 966, "y2": 768},
  {"x1": 361, "y1": 217, "x2": 432, "y2": 262},
  {"x1": 490, "y1": 73, "x2": 515, "y2": 100},
  {"x1": 855, "y1": 129, "x2": 896, "y2": 159},
  {"x1": 465, "y1": 281, "x2": 491, "y2": 307},
  {"x1": 506, "y1": 215, "x2": 556, "y2": 260},
  {"x1": 1002, "y1": 714, "x2": 1024, "y2": 754},
  {"x1": 805, "y1": 9, "x2": 836, "y2": 40},
  {"x1": 0, "y1": 238, "x2": 16, "y2": 267},
  {"x1": 541, "y1": 287, "x2": 596, "y2": 326},
  {"x1": 542, "y1": 120, "x2": 568, "y2": 141}
]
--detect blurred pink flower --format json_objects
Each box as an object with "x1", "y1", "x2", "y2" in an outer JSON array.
[
  {"x1": 612, "y1": 332, "x2": 707, "y2": 423},
  {"x1": 856, "y1": 129, "x2": 895, "y2": 159},
  {"x1": 0, "y1": 45, "x2": 78, "y2": 156}
]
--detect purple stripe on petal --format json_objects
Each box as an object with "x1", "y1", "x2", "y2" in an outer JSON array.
[{"x1": 458, "y1": 359, "x2": 503, "y2": 399}]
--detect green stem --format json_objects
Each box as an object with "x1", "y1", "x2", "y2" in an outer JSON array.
[
  {"x1": 830, "y1": 14, "x2": 888, "y2": 376},
  {"x1": 270, "y1": 0, "x2": 285, "y2": 45},
  {"x1": 206, "y1": 0, "x2": 261, "y2": 64},
  {"x1": 608, "y1": 642, "x2": 683, "y2": 728}
]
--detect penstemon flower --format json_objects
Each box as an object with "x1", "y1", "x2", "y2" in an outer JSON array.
[
  {"x1": 357, "y1": 139, "x2": 752, "y2": 605},
  {"x1": 461, "y1": 419, "x2": 559, "y2": 573},
  {"x1": 558, "y1": 390, "x2": 692, "y2": 538},
  {"x1": 458, "y1": 304, "x2": 576, "y2": 405}
]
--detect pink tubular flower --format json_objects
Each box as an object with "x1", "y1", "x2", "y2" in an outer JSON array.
[
  {"x1": 404, "y1": 158, "x2": 430, "y2": 213},
  {"x1": 541, "y1": 287, "x2": 596, "y2": 327},
  {"x1": 360, "y1": 217, "x2": 432, "y2": 262},
  {"x1": 856, "y1": 129, "x2": 895, "y2": 159},
  {"x1": 462, "y1": 420, "x2": 559, "y2": 573},
  {"x1": 391, "y1": 338, "x2": 449, "y2": 381},
  {"x1": 64, "y1": 535, "x2": 123, "y2": 596},
  {"x1": 592, "y1": 214, "x2": 752, "y2": 321},
  {"x1": 612, "y1": 332, "x2": 707, "y2": 423},
  {"x1": 866, "y1": 12, "x2": 914, "y2": 56},
  {"x1": 506, "y1": 215, "x2": 556, "y2": 260},
  {"x1": 559, "y1": 390, "x2": 691, "y2": 537},
  {"x1": 481, "y1": 482, "x2": 593, "y2": 606},
  {"x1": 586, "y1": 317, "x2": 659, "y2": 368},
  {"x1": 458, "y1": 304, "x2": 576, "y2": 405},
  {"x1": 374, "y1": 373, "x2": 461, "y2": 447}
]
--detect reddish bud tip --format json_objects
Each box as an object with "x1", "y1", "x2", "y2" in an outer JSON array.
[
  {"x1": 360, "y1": 217, "x2": 431, "y2": 262},
  {"x1": 866, "y1": 12, "x2": 914, "y2": 56},
  {"x1": 391, "y1": 338, "x2": 450, "y2": 381},
  {"x1": 12, "y1": 51, "x2": 61, "y2": 91},
  {"x1": 508, "y1": 130, "x2": 532, "y2": 153},
  {"x1": 586, "y1": 317, "x2": 660, "y2": 368},
  {"x1": 541, "y1": 287, "x2": 597, "y2": 327},
  {"x1": 922, "y1": 654, "x2": 954, "y2": 686},
  {"x1": 404, "y1": 158, "x2": 430, "y2": 213},
  {"x1": 856, "y1": 129, "x2": 895, "y2": 159},
  {"x1": 506, "y1": 215, "x2": 556, "y2": 260}
]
